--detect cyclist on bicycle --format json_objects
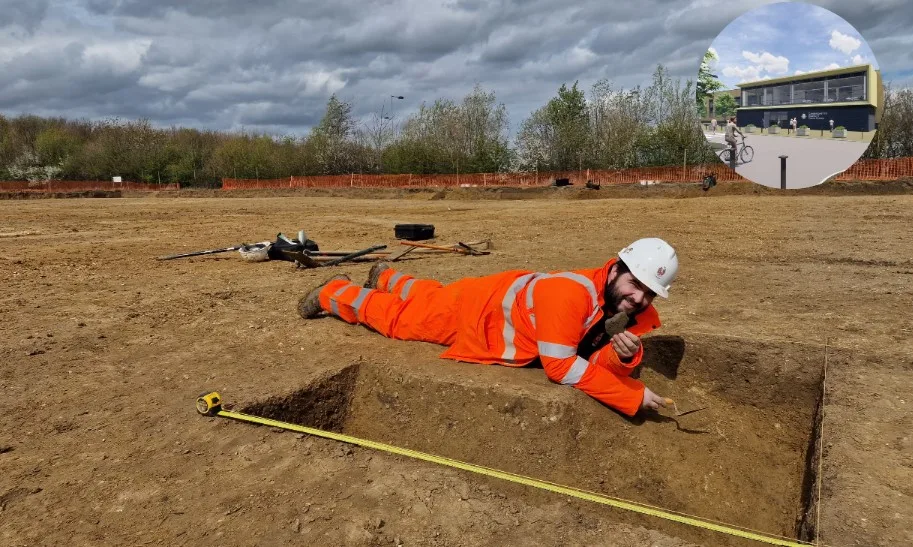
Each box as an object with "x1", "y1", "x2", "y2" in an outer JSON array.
[{"x1": 724, "y1": 116, "x2": 744, "y2": 162}]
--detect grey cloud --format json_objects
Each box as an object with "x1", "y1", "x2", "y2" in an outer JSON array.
[
  {"x1": 236, "y1": 103, "x2": 324, "y2": 127},
  {"x1": 1, "y1": 0, "x2": 911, "y2": 136},
  {"x1": 0, "y1": 0, "x2": 50, "y2": 32}
]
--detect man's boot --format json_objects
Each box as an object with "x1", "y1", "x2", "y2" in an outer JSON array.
[
  {"x1": 297, "y1": 274, "x2": 351, "y2": 319},
  {"x1": 364, "y1": 262, "x2": 390, "y2": 289}
]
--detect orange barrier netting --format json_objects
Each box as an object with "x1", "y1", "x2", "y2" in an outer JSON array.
[
  {"x1": 834, "y1": 157, "x2": 913, "y2": 181},
  {"x1": 7, "y1": 158, "x2": 909, "y2": 193},
  {"x1": 221, "y1": 157, "x2": 913, "y2": 190},
  {"x1": 0, "y1": 180, "x2": 180, "y2": 192},
  {"x1": 221, "y1": 166, "x2": 752, "y2": 190}
]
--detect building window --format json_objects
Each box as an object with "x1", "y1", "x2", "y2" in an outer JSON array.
[
  {"x1": 744, "y1": 88, "x2": 762, "y2": 106},
  {"x1": 826, "y1": 75, "x2": 865, "y2": 102},
  {"x1": 793, "y1": 80, "x2": 825, "y2": 104},
  {"x1": 771, "y1": 85, "x2": 790, "y2": 105},
  {"x1": 741, "y1": 72, "x2": 868, "y2": 107}
]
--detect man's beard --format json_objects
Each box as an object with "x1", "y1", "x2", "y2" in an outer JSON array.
[
  {"x1": 604, "y1": 277, "x2": 644, "y2": 316},
  {"x1": 604, "y1": 277, "x2": 626, "y2": 315}
]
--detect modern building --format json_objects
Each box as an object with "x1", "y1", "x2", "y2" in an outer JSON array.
[{"x1": 734, "y1": 64, "x2": 883, "y2": 132}]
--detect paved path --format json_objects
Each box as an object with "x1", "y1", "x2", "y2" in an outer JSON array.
[{"x1": 704, "y1": 132, "x2": 871, "y2": 189}]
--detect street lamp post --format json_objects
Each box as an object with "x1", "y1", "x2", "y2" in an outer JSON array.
[
  {"x1": 381, "y1": 95, "x2": 405, "y2": 120},
  {"x1": 376, "y1": 95, "x2": 405, "y2": 173}
]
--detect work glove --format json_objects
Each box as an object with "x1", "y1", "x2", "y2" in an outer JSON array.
[{"x1": 641, "y1": 387, "x2": 667, "y2": 411}]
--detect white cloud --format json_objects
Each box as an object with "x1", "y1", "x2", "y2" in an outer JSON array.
[
  {"x1": 722, "y1": 64, "x2": 763, "y2": 82},
  {"x1": 851, "y1": 54, "x2": 865, "y2": 65},
  {"x1": 793, "y1": 62, "x2": 843, "y2": 76},
  {"x1": 829, "y1": 29, "x2": 861, "y2": 55},
  {"x1": 82, "y1": 40, "x2": 152, "y2": 74},
  {"x1": 741, "y1": 50, "x2": 789, "y2": 74}
]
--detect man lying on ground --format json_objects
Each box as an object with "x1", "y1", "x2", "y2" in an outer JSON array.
[{"x1": 298, "y1": 238, "x2": 678, "y2": 417}]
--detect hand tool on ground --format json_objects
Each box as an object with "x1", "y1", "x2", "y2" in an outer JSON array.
[
  {"x1": 388, "y1": 244, "x2": 417, "y2": 261},
  {"x1": 663, "y1": 398, "x2": 709, "y2": 417},
  {"x1": 157, "y1": 244, "x2": 243, "y2": 260},
  {"x1": 313, "y1": 244, "x2": 388, "y2": 268},
  {"x1": 388, "y1": 238, "x2": 493, "y2": 261},
  {"x1": 400, "y1": 241, "x2": 473, "y2": 254},
  {"x1": 457, "y1": 242, "x2": 490, "y2": 255},
  {"x1": 158, "y1": 230, "x2": 319, "y2": 261},
  {"x1": 307, "y1": 250, "x2": 392, "y2": 257}
]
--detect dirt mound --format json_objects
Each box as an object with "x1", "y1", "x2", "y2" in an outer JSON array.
[
  {"x1": 139, "y1": 177, "x2": 913, "y2": 200},
  {"x1": 0, "y1": 190, "x2": 122, "y2": 200}
]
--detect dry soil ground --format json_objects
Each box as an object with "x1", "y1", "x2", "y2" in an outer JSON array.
[{"x1": 1, "y1": 185, "x2": 912, "y2": 546}]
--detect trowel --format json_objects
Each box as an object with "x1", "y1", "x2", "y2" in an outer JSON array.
[{"x1": 662, "y1": 398, "x2": 709, "y2": 417}]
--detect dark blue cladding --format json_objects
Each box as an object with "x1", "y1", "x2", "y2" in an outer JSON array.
[{"x1": 737, "y1": 105, "x2": 876, "y2": 131}]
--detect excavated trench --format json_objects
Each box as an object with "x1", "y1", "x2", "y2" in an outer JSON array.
[{"x1": 243, "y1": 333, "x2": 826, "y2": 546}]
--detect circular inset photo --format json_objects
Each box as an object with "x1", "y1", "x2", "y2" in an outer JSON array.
[{"x1": 697, "y1": 2, "x2": 881, "y2": 189}]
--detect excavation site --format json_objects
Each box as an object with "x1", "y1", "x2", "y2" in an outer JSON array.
[{"x1": 240, "y1": 333, "x2": 827, "y2": 546}]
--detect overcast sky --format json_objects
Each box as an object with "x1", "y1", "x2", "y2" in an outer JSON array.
[{"x1": 1, "y1": 0, "x2": 911, "y2": 137}]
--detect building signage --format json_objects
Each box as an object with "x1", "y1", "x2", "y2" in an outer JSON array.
[{"x1": 804, "y1": 111, "x2": 828, "y2": 120}]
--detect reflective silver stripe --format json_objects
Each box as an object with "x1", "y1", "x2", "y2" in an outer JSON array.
[
  {"x1": 525, "y1": 273, "x2": 598, "y2": 329},
  {"x1": 537, "y1": 341, "x2": 576, "y2": 359},
  {"x1": 400, "y1": 279, "x2": 415, "y2": 299},
  {"x1": 387, "y1": 272, "x2": 404, "y2": 292},
  {"x1": 552, "y1": 272, "x2": 597, "y2": 304},
  {"x1": 552, "y1": 272, "x2": 600, "y2": 328},
  {"x1": 560, "y1": 356, "x2": 590, "y2": 385},
  {"x1": 525, "y1": 275, "x2": 545, "y2": 328},
  {"x1": 501, "y1": 273, "x2": 537, "y2": 361},
  {"x1": 351, "y1": 287, "x2": 372, "y2": 316},
  {"x1": 526, "y1": 276, "x2": 542, "y2": 309},
  {"x1": 329, "y1": 284, "x2": 349, "y2": 316}
]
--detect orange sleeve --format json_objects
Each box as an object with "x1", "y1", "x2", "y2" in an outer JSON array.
[
  {"x1": 530, "y1": 277, "x2": 645, "y2": 416},
  {"x1": 591, "y1": 342, "x2": 644, "y2": 377}
]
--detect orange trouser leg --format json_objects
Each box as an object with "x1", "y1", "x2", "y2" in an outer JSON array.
[
  {"x1": 377, "y1": 268, "x2": 443, "y2": 300},
  {"x1": 319, "y1": 277, "x2": 460, "y2": 345}
]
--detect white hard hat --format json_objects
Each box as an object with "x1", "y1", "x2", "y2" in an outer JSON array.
[
  {"x1": 238, "y1": 241, "x2": 272, "y2": 263},
  {"x1": 617, "y1": 238, "x2": 678, "y2": 298}
]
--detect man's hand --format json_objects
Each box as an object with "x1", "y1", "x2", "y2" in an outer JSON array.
[
  {"x1": 641, "y1": 387, "x2": 667, "y2": 411},
  {"x1": 610, "y1": 331, "x2": 641, "y2": 360}
]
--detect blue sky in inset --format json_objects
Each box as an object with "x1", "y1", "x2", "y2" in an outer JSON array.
[{"x1": 707, "y1": 2, "x2": 878, "y2": 89}]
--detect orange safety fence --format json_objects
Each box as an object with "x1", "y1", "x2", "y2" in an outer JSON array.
[
  {"x1": 834, "y1": 157, "x2": 913, "y2": 181},
  {"x1": 0, "y1": 180, "x2": 180, "y2": 192},
  {"x1": 8, "y1": 159, "x2": 910, "y2": 193},
  {"x1": 221, "y1": 157, "x2": 913, "y2": 190},
  {"x1": 222, "y1": 166, "x2": 752, "y2": 190}
]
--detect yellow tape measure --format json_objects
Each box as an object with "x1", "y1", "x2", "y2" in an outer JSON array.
[
  {"x1": 196, "y1": 391, "x2": 222, "y2": 416},
  {"x1": 195, "y1": 392, "x2": 816, "y2": 547}
]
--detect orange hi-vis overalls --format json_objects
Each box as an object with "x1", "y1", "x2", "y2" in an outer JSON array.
[{"x1": 317, "y1": 257, "x2": 661, "y2": 416}]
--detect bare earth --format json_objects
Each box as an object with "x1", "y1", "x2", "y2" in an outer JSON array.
[{"x1": 1, "y1": 187, "x2": 911, "y2": 547}]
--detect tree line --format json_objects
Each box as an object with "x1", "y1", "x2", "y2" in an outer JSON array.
[{"x1": 2, "y1": 64, "x2": 910, "y2": 186}]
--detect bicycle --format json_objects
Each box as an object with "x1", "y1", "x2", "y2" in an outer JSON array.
[{"x1": 717, "y1": 137, "x2": 754, "y2": 165}]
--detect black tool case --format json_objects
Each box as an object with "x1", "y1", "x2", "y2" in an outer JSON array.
[{"x1": 394, "y1": 224, "x2": 435, "y2": 240}]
